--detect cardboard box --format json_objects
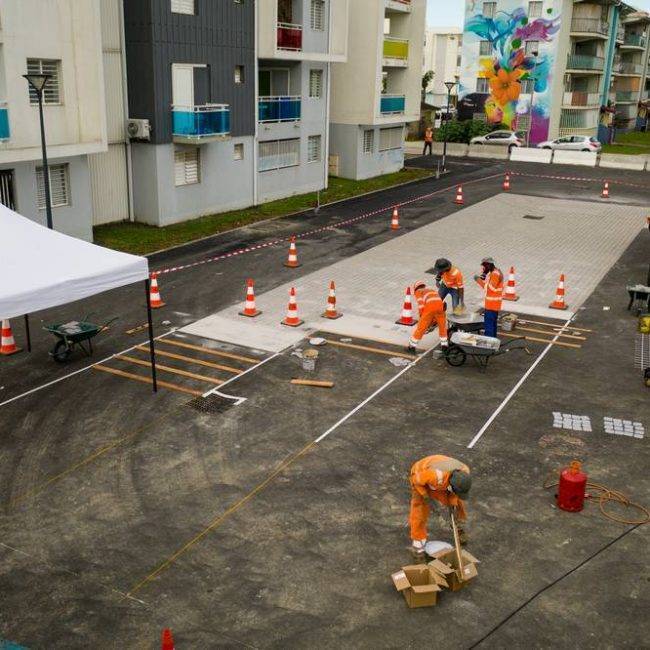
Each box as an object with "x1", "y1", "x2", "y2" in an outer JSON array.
[
  {"x1": 391, "y1": 565, "x2": 448, "y2": 608},
  {"x1": 428, "y1": 548, "x2": 480, "y2": 592}
]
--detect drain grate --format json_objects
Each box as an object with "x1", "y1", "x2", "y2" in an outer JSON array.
[
  {"x1": 523, "y1": 214, "x2": 545, "y2": 220},
  {"x1": 186, "y1": 393, "x2": 238, "y2": 414}
]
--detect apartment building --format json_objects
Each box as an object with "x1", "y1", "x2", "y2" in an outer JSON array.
[
  {"x1": 458, "y1": 0, "x2": 650, "y2": 144},
  {"x1": 329, "y1": 0, "x2": 426, "y2": 180},
  {"x1": 423, "y1": 27, "x2": 462, "y2": 107},
  {"x1": 0, "y1": 0, "x2": 107, "y2": 241}
]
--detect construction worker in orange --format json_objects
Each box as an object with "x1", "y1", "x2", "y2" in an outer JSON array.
[
  {"x1": 433, "y1": 258, "x2": 466, "y2": 315},
  {"x1": 409, "y1": 455, "x2": 471, "y2": 554},
  {"x1": 474, "y1": 257, "x2": 504, "y2": 338},
  {"x1": 423, "y1": 125, "x2": 434, "y2": 155},
  {"x1": 407, "y1": 280, "x2": 448, "y2": 352}
]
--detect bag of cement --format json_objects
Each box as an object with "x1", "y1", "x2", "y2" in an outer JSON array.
[
  {"x1": 425, "y1": 541, "x2": 453, "y2": 557},
  {"x1": 451, "y1": 331, "x2": 500, "y2": 352}
]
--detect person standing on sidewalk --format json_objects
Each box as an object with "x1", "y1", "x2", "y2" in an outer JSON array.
[
  {"x1": 423, "y1": 125, "x2": 434, "y2": 156},
  {"x1": 474, "y1": 257, "x2": 504, "y2": 338}
]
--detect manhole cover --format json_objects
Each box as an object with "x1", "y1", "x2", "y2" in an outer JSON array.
[
  {"x1": 523, "y1": 214, "x2": 545, "y2": 220},
  {"x1": 186, "y1": 394, "x2": 237, "y2": 414}
]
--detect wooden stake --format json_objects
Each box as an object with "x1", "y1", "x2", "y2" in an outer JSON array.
[
  {"x1": 323, "y1": 339, "x2": 416, "y2": 360},
  {"x1": 290, "y1": 379, "x2": 334, "y2": 388},
  {"x1": 160, "y1": 338, "x2": 258, "y2": 364},
  {"x1": 515, "y1": 326, "x2": 587, "y2": 341},
  {"x1": 449, "y1": 507, "x2": 464, "y2": 583},
  {"x1": 516, "y1": 318, "x2": 593, "y2": 333},
  {"x1": 500, "y1": 332, "x2": 582, "y2": 349}
]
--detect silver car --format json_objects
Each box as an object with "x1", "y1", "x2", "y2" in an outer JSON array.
[
  {"x1": 470, "y1": 130, "x2": 526, "y2": 152},
  {"x1": 537, "y1": 135, "x2": 602, "y2": 153}
]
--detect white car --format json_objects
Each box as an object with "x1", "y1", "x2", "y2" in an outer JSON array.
[
  {"x1": 470, "y1": 130, "x2": 526, "y2": 152},
  {"x1": 537, "y1": 135, "x2": 602, "y2": 153}
]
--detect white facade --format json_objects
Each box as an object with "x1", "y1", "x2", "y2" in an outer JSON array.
[{"x1": 423, "y1": 27, "x2": 462, "y2": 106}]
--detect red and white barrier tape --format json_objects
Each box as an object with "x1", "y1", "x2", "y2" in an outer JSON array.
[{"x1": 509, "y1": 171, "x2": 650, "y2": 190}]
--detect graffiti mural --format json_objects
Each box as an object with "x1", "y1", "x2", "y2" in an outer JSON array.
[{"x1": 458, "y1": 2, "x2": 561, "y2": 143}]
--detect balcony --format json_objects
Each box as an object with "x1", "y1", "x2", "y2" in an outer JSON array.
[
  {"x1": 172, "y1": 104, "x2": 230, "y2": 143},
  {"x1": 258, "y1": 96, "x2": 301, "y2": 123},
  {"x1": 559, "y1": 108, "x2": 599, "y2": 136},
  {"x1": 615, "y1": 91, "x2": 637, "y2": 103},
  {"x1": 570, "y1": 18, "x2": 609, "y2": 37},
  {"x1": 562, "y1": 91, "x2": 601, "y2": 107},
  {"x1": 383, "y1": 37, "x2": 409, "y2": 65},
  {"x1": 616, "y1": 26, "x2": 625, "y2": 42},
  {"x1": 277, "y1": 23, "x2": 302, "y2": 52},
  {"x1": 622, "y1": 33, "x2": 647, "y2": 49},
  {"x1": 0, "y1": 102, "x2": 9, "y2": 141},
  {"x1": 380, "y1": 94, "x2": 406, "y2": 115},
  {"x1": 619, "y1": 61, "x2": 643, "y2": 76},
  {"x1": 385, "y1": 0, "x2": 412, "y2": 12},
  {"x1": 566, "y1": 53, "x2": 605, "y2": 71}
]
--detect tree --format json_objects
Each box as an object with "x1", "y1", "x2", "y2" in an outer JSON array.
[{"x1": 422, "y1": 70, "x2": 434, "y2": 100}]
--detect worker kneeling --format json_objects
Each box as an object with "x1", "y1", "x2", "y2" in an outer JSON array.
[
  {"x1": 407, "y1": 280, "x2": 448, "y2": 352},
  {"x1": 409, "y1": 455, "x2": 471, "y2": 554}
]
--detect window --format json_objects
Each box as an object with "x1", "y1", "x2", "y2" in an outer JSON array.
[
  {"x1": 171, "y1": 0, "x2": 194, "y2": 14},
  {"x1": 27, "y1": 59, "x2": 61, "y2": 105},
  {"x1": 36, "y1": 164, "x2": 69, "y2": 208},
  {"x1": 234, "y1": 65, "x2": 244, "y2": 84},
  {"x1": 379, "y1": 127, "x2": 403, "y2": 152},
  {"x1": 528, "y1": 1, "x2": 543, "y2": 18},
  {"x1": 521, "y1": 78, "x2": 534, "y2": 94},
  {"x1": 309, "y1": 69, "x2": 323, "y2": 98},
  {"x1": 477, "y1": 77, "x2": 489, "y2": 93},
  {"x1": 258, "y1": 138, "x2": 300, "y2": 171},
  {"x1": 483, "y1": 2, "x2": 497, "y2": 18},
  {"x1": 310, "y1": 0, "x2": 325, "y2": 31},
  {"x1": 307, "y1": 135, "x2": 321, "y2": 162},
  {"x1": 234, "y1": 143, "x2": 244, "y2": 160},
  {"x1": 525, "y1": 40, "x2": 539, "y2": 55},
  {"x1": 174, "y1": 148, "x2": 200, "y2": 186},
  {"x1": 363, "y1": 129, "x2": 374, "y2": 154},
  {"x1": 479, "y1": 40, "x2": 491, "y2": 56}
]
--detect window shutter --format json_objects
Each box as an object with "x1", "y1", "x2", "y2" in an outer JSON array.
[
  {"x1": 174, "y1": 148, "x2": 200, "y2": 186},
  {"x1": 308, "y1": 135, "x2": 321, "y2": 162},
  {"x1": 36, "y1": 164, "x2": 69, "y2": 208},
  {"x1": 171, "y1": 0, "x2": 195, "y2": 15},
  {"x1": 363, "y1": 130, "x2": 374, "y2": 154},
  {"x1": 379, "y1": 127, "x2": 403, "y2": 152},
  {"x1": 310, "y1": 0, "x2": 325, "y2": 30},
  {"x1": 27, "y1": 59, "x2": 61, "y2": 104},
  {"x1": 309, "y1": 70, "x2": 323, "y2": 98},
  {"x1": 259, "y1": 139, "x2": 300, "y2": 171}
]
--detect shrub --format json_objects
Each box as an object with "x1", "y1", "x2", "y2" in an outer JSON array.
[{"x1": 435, "y1": 119, "x2": 492, "y2": 144}]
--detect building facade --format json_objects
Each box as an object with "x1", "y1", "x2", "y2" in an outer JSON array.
[
  {"x1": 329, "y1": 0, "x2": 425, "y2": 180},
  {"x1": 423, "y1": 27, "x2": 462, "y2": 107}
]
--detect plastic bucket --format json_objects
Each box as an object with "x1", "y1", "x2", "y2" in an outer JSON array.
[
  {"x1": 301, "y1": 349, "x2": 319, "y2": 372},
  {"x1": 639, "y1": 314, "x2": 650, "y2": 334}
]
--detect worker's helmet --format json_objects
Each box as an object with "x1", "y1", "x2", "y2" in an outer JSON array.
[
  {"x1": 434, "y1": 258, "x2": 452, "y2": 273},
  {"x1": 449, "y1": 470, "x2": 471, "y2": 498},
  {"x1": 413, "y1": 279, "x2": 427, "y2": 292},
  {"x1": 481, "y1": 257, "x2": 496, "y2": 267}
]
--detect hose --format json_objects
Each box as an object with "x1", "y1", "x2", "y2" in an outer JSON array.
[{"x1": 544, "y1": 475, "x2": 650, "y2": 526}]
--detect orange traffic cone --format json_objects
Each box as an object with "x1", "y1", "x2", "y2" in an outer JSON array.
[
  {"x1": 161, "y1": 628, "x2": 175, "y2": 650},
  {"x1": 549, "y1": 274, "x2": 568, "y2": 310},
  {"x1": 601, "y1": 181, "x2": 610, "y2": 199},
  {"x1": 149, "y1": 273, "x2": 165, "y2": 309},
  {"x1": 239, "y1": 279, "x2": 261, "y2": 317},
  {"x1": 322, "y1": 280, "x2": 342, "y2": 319},
  {"x1": 503, "y1": 266, "x2": 519, "y2": 301},
  {"x1": 281, "y1": 287, "x2": 304, "y2": 327},
  {"x1": 390, "y1": 207, "x2": 400, "y2": 231},
  {"x1": 0, "y1": 319, "x2": 21, "y2": 355},
  {"x1": 396, "y1": 287, "x2": 417, "y2": 326},
  {"x1": 454, "y1": 185, "x2": 464, "y2": 205},
  {"x1": 503, "y1": 173, "x2": 511, "y2": 191},
  {"x1": 284, "y1": 236, "x2": 301, "y2": 268}
]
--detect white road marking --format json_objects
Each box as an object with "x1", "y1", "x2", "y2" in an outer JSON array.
[{"x1": 201, "y1": 352, "x2": 281, "y2": 398}]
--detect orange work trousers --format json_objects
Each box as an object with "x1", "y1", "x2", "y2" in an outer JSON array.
[{"x1": 410, "y1": 307, "x2": 447, "y2": 344}]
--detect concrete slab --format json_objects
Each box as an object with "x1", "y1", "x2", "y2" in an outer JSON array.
[
  {"x1": 468, "y1": 144, "x2": 510, "y2": 159},
  {"x1": 511, "y1": 147, "x2": 553, "y2": 164},
  {"x1": 182, "y1": 195, "x2": 645, "y2": 350},
  {"x1": 553, "y1": 150, "x2": 598, "y2": 167},
  {"x1": 598, "y1": 153, "x2": 647, "y2": 171}
]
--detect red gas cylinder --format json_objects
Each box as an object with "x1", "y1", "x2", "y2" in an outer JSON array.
[{"x1": 557, "y1": 460, "x2": 588, "y2": 512}]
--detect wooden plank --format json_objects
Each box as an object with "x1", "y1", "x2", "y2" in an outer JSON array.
[
  {"x1": 117, "y1": 355, "x2": 224, "y2": 385},
  {"x1": 516, "y1": 318, "x2": 593, "y2": 333},
  {"x1": 135, "y1": 346, "x2": 243, "y2": 374},
  {"x1": 161, "y1": 338, "x2": 258, "y2": 364},
  {"x1": 515, "y1": 326, "x2": 587, "y2": 341},
  {"x1": 323, "y1": 339, "x2": 417, "y2": 360},
  {"x1": 317, "y1": 330, "x2": 426, "y2": 353},
  {"x1": 125, "y1": 323, "x2": 149, "y2": 335},
  {"x1": 500, "y1": 332, "x2": 582, "y2": 349},
  {"x1": 94, "y1": 364, "x2": 203, "y2": 396},
  {"x1": 290, "y1": 379, "x2": 334, "y2": 388}
]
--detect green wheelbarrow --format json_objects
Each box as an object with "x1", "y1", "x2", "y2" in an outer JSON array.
[{"x1": 44, "y1": 315, "x2": 117, "y2": 363}]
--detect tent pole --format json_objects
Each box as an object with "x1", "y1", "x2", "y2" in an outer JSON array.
[
  {"x1": 24, "y1": 315, "x2": 31, "y2": 352},
  {"x1": 145, "y1": 278, "x2": 157, "y2": 393}
]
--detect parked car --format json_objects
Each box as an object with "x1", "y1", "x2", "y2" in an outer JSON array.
[
  {"x1": 536, "y1": 135, "x2": 602, "y2": 153},
  {"x1": 470, "y1": 130, "x2": 526, "y2": 152}
]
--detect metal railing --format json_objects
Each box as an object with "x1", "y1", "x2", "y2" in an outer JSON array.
[
  {"x1": 559, "y1": 108, "x2": 599, "y2": 130},
  {"x1": 383, "y1": 37, "x2": 409, "y2": 60},
  {"x1": 566, "y1": 53, "x2": 605, "y2": 71},
  {"x1": 277, "y1": 22, "x2": 303, "y2": 51},
  {"x1": 620, "y1": 61, "x2": 643, "y2": 75},
  {"x1": 570, "y1": 18, "x2": 609, "y2": 36},
  {"x1": 616, "y1": 26, "x2": 626, "y2": 42},
  {"x1": 380, "y1": 94, "x2": 406, "y2": 114},
  {"x1": 615, "y1": 91, "x2": 636, "y2": 102},
  {"x1": 258, "y1": 96, "x2": 301, "y2": 122},
  {"x1": 563, "y1": 91, "x2": 601, "y2": 107},
  {"x1": 172, "y1": 104, "x2": 230, "y2": 138},
  {"x1": 558, "y1": 126, "x2": 598, "y2": 138},
  {"x1": 623, "y1": 33, "x2": 647, "y2": 48},
  {"x1": 0, "y1": 102, "x2": 9, "y2": 141}
]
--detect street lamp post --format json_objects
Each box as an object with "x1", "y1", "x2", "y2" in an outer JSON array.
[
  {"x1": 442, "y1": 80, "x2": 457, "y2": 171},
  {"x1": 23, "y1": 73, "x2": 53, "y2": 230}
]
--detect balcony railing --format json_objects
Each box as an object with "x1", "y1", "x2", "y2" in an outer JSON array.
[
  {"x1": 277, "y1": 22, "x2": 302, "y2": 51},
  {"x1": 623, "y1": 33, "x2": 647, "y2": 48},
  {"x1": 172, "y1": 104, "x2": 230, "y2": 139},
  {"x1": 383, "y1": 37, "x2": 409, "y2": 60},
  {"x1": 563, "y1": 91, "x2": 600, "y2": 107},
  {"x1": 570, "y1": 18, "x2": 609, "y2": 36},
  {"x1": 258, "y1": 96, "x2": 301, "y2": 123},
  {"x1": 620, "y1": 61, "x2": 643, "y2": 75},
  {"x1": 616, "y1": 26, "x2": 625, "y2": 42},
  {"x1": 0, "y1": 102, "x2": 9, "y2": 141},
  {"x1": 566, "y1": 53, "x2": 605, "y2": 71},
  {"x1": 615, "y1": 91, "x2": 636, "y2": 102},
  {"x1": 560, "y1": 108, "x2": 599, "y2": 130},
  {"x1": 380, "y1": 94, "x2": 406, "y2": 114}
]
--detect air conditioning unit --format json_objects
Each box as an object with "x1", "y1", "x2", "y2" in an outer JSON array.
[{"x1": 126, "y1": 118, "x2": 151, "y2": 141}]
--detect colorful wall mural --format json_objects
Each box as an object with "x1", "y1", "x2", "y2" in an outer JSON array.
[{"x1": 458, "y1": 1, "x2": 562, "y2": 144}]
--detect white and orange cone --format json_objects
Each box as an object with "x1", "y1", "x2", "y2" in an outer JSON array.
[
  {"x1": 322, "y1": 280, "x2": 343, "y2": 319},
  {"x1": 503, "y1": 173, "x2": 511, "y2": 191},
  {"x1": 454, "y1": 185, "x2": 464, "y2": 205},
  {"x1": 396, "y1": 287, "x2": 417, "y2": 326},
  {"x1": 601, "y1": 181, "x2": 610, "y2": 199},
  {"x1": 284, "y1": 236, "x2": 301, "y2": 268},
  {"x1": 0, "y1": 319, "x2": 21, "y2": 356},
  {"x1": 281, "y1": 287, "x2": 304, "y2": 327},
  {"x1": 149, "y1": 273, "x2": 165, "y2": 309},
  {"x1": 161, "y1": 628, "x2": 175, "y2": 650},
  {"x1": 239, "y1": 279, "x2": 261, "y2": 317},
  {"x1": 549, "y1": 274, "x2": 568, "y2": 310},
  {"x1": 503, "y1": 266, "x2": 519, "y2": 301},
  {"x1": 390, "y1": 207, "x2": 400, "y2": 231}
]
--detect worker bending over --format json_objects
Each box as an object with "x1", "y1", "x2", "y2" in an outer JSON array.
[
  {"x1": 474, "y1": 257, "x2": 503, "y2": 338},
  {"x1": 433, "y1": 258, "x2": 465, "y2": 315},
  {"x1": 409, "y1": 455, "x2": 471, "y2": 553},
  {"x1": 407, "y1": 280, "x2": 448, "y2": 352}
]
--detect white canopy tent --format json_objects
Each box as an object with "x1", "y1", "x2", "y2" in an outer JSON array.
[{"x1": 0, "y1": 203, "x2": 159, "y2": 390}]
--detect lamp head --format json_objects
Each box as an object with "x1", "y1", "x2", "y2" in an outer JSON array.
[{"x1": 23, "y1": 74, "x2": 51, "y2": 93}]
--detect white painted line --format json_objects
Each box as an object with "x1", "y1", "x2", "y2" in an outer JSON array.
[
  {"x1": 467, "y1": 318, "x2": 573, "y2": 449},
  {"x1": 201, "y1": 351, "x2": 282, "y2": 398}
]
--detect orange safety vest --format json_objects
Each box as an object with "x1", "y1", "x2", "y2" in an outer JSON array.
[
  {"x1": 440, "y1": 266, "x2": 464, "y2": 289},
  {"x1": 425, "y1": 128, "x2": 433, "y2": 143},
  {"x1": 476, "y1": 268, "x2": 503, "y2": 311},
  {"x1": 414, "y1": 286, "x2": 444, "y2": 316}
]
